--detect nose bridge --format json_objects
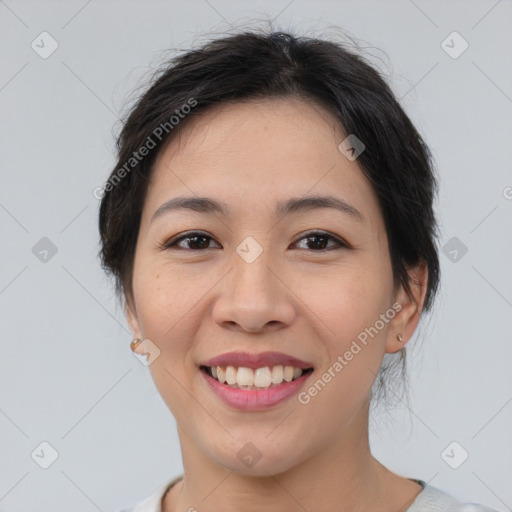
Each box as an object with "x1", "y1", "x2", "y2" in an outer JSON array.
[
  {"x1": 212, "y1": 239, "x2": 295, "y2": 332},
  {"x1": 230, "y1": 241, "x2": 278, "y2": 304}
]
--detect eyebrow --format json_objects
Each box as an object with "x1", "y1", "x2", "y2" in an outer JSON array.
[{"x1": 151, "y1": 195, "x2": 364, "y2": 223}]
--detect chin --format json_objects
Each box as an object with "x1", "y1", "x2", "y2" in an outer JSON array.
[{"x1": 210, "y1": 438, "x2": 307, "y2": 477}]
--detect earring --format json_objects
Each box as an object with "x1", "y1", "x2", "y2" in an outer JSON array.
[
  {"x1": 397, "y1": 333, "x2": 403, "y2": 343},
  {"x1": 130, "y1": 338, "x2": 142, "y2": 352}
]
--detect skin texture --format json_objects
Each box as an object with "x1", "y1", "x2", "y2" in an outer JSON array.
[{"x1": 126, "y1": 97, "x2": 428, "y2": 512}]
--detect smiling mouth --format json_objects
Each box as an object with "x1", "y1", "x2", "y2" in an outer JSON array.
[{"x1": 200, "y1": 365, "x2": 314, "y2": 390}]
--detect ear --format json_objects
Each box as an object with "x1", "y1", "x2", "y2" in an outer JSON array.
[
  {"x1": 125, "y1": 297, "x2": 145, "y2": 356},
  {"x1": 385, "y1": 261, "x2": 429, "y2": 354}
]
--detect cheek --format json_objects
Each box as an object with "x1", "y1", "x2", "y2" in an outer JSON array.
[
  {"x1": 131, "y1": 259, "x2": 196, "y2": 351},
  {"x1": 133, "y1": 250, "x2": 192, "y2": 320},
  {"x1": 298, "y1": 271, "x2": 392, "y2": 416},
  {"x1": 131, "y1": 264, "x2": 201, "y2": 412},
  {"x1": 315, "y1": 262, "x2": 393, "y2": 341}
]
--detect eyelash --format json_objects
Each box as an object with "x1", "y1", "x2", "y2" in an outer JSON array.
[{"x1": 161, "y1": 230, "x2": 349, "y2": 252}]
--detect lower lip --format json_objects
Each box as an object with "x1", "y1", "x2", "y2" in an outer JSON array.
[{"x1": 201, "y1": 368, "x2": 314, "y2": 410}]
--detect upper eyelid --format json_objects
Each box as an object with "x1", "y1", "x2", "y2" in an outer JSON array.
[{"x1": 165, "y1": 231, "x2": 220, "y2": 248}]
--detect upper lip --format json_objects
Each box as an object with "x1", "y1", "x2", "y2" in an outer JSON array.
[{"x1": 201, "y1": 351, "x2": 314, "y2": 370}]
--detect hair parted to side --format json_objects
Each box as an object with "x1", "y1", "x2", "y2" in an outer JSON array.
[{"x1": 98, "y1": 26, "x2": 440, "y2": 406}]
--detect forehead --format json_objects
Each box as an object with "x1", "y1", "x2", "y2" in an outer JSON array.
[{"x1": 143, "y1": 97, "x2": 381, "y2": 226}]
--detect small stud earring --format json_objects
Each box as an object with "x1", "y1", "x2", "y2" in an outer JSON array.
[
  {"x1": 397, "y1": 333, "x2": 403, "y2": 343},
  {"x1": 130, "y1": 338, "x2": 142, "y2": 352}
]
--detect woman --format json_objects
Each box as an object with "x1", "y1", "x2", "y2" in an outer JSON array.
[{"x1": 99, "y1": 29, "x2": 499, "y2": 512}]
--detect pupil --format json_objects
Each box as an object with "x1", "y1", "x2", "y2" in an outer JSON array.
[
  {"x1": 191, "y1": 236, "x2": 208, "y2": 249},
  {"x1": 308, "y1": 236, "x2": 326, "y2": 250}
]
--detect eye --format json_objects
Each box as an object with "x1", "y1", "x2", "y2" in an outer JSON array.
[
  {"x1": 162, "y1": 231, "x2": 221, "y2": 251},
  {"x1": 292, "y1": 231, "x2": 348, "y2": 252},
  {"x1": 161, "y1": 230, "x2": 348, "y2": 252}
]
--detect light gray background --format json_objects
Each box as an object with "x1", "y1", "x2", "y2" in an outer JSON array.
[{"x1": 1, "y1": 1, "x2": 511, "y2": 511}]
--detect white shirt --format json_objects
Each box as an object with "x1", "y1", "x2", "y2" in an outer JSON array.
[{"x1": 115, "y1": 476, "x2": 500, "y2": 512}]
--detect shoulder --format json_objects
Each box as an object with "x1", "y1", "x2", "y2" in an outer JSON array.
[
  {"x1": 113, "y1": 475, "x2": 183, "y2": 512},
  {"x1": 114, "y1": 477, "x2": 500, "y2": 512},
  {"x1": 408, "y1": 482, "x2": 501, "y2": 512}
]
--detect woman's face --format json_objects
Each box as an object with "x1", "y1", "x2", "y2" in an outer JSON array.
[{"x1": 127, "y1": 97, "x2": 422, "y2": 475}]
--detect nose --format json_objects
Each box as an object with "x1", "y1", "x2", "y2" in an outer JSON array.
[{"x1": 211, "y1": 251, "x2": 296, "y2": 334}]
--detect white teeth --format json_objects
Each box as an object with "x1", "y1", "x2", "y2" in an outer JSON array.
[
  {"x1": 226, "y1": 365, "x2": 237, "y2": 385},
  {"x1": 254, "y1": 367, "x2": 272, "y2": 388},
  {"x1": 271, "y1": 365, "x2": 284, "y2": 384},
  {"x1": 237, "y1": 367, "x2": 254, "y2": 387},
  {"x1": 207, "y1": 364, "x2": 309, "y2": 388},
  {"x1": 283, "y1": 365, "x2": 294, "y2": 382}
]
